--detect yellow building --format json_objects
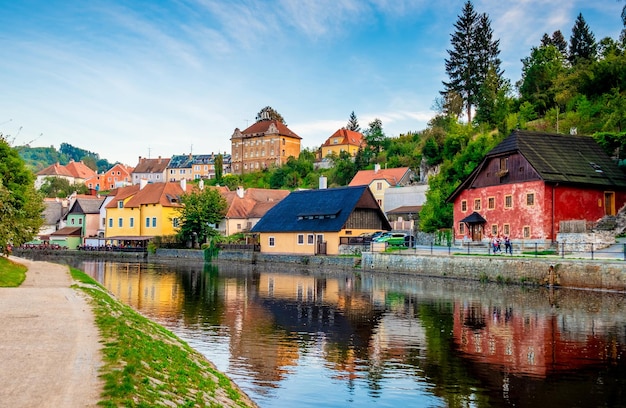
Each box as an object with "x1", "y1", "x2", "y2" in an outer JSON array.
[
  {"x1": 251, "y1": 185, "x2": 391, "y2": 255},
  {"x1": 230, "y1": 118, "x2": 301, "y2": 174},
  {"x1": 348, "y1": 165, "x2": 414, "y2": 212},
  {"x1": 320, "y1": 128, "x2": 365, "y2": 158},
  {"x1": 104, "y1": 181, "x2": 191, "y2": 240}
]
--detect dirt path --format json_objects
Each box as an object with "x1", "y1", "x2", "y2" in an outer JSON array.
[{"x1": 0, "y1": 257, "x2": 102, "y2": 407}]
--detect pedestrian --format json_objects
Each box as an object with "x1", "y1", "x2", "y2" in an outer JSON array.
[
  {"x1": 504, "y1": 236, "x2": 512, "y2": 255},
  {"x1": 492, "y1": 236, "x2": 500, "y2": 253}
]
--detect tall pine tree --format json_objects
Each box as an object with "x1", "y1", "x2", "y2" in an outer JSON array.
[
  {"x1": 442, "y1": 1, "x2": 502, "y2": 123},
  {"x1": 346, "y1": 111, "x2": 361, "y2": 132},
  {"x1": 569, "y1": 13, "x2": 597, "y2": 64}
]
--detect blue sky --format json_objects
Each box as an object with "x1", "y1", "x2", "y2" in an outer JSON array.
[{"x1": 0, "y1": 0, "x2": 622, "y2": 166}]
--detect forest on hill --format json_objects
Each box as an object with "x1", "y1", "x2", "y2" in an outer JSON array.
[{"x1": 16, "y1": 1, "x2": 626, "y2": 234}]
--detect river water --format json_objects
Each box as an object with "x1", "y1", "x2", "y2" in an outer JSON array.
[{"x1": 67, "y1": 258, "x2": 626, "y2": 407}]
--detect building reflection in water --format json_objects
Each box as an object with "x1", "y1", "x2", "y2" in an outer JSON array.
[{"x1": 78, "y1": 260, "x2": 626, "y2": 407}]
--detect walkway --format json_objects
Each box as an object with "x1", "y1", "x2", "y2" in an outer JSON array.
[{"x1": 0, "y1": 257, "x2": 102, "y2": 407}]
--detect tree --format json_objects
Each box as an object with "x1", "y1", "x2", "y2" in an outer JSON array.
[
  {"x1": 214, "y1": 154, "x2": 223, "y2": 183},
  {"x1": 569, "y1": 13, "x2": 597, "y2": 64},
  {"x1": 256, "y1": 106, "x2": 286, "y2": 125},
  {"x1": 442, "y1": 1, "x2": 502, "y2": 123},
  {"x1": 541, "y1": 30, "x2": 568, "y2": 58},
  {"x1": 346, "y1": 111, "x2": 361, "y2": 132},
  {"x1": 0, "y1": 136, "x2": 44, "y2": 254},
  {"x1": 517, "y1": 45, "x2": 566, "y2": 115},
  {"x1": 364, "y1": 118, "x2": 386, "y2": 157},
  {"x1": 39, "y1": 177, "x2": 89, "y2": 198},
  {"x1": 177, "y1": 187, "x2": 228, "y2": 244}
]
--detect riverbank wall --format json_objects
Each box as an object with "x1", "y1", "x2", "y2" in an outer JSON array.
[
  {"x1": 362, "y1": 252, "x2": 626, "y2": 291},
  {"x1": 216, "y1": 250, "x2": 360, "y2": 269}
]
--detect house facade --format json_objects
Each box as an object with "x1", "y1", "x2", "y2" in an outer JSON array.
[
  {"x1": 348, "y1": 165, "x2": 414, "y2": 212},
  {"x1": 320, "y1": 128, "x2": 365, "y2": 158},
  {"x1": 65, "y1": 197, "x2": 105, "y2": 240},
  {"x1": 104, "y1": 181, "x2": 189, "y2": 240},
  {"x1": 230, "y1": 119, "x2": 301, "y2": 174},
  {"x1": 35, "y1": 163, "x2": 76, "y2": 189},
  {"x1": 132, "y1": 156, "x2": 171, "y2": 185},
  {"x1": 447, "y1": 131, "x2": 626, "y2": 243},
  {"x1": 167, "y1": 153, "x2": 232, "y2": 182},
  {"x1": 251, "y1": 185, "x2": 391, "y2": 255},
  {"x1": 85, "y1": 163, "x2": 133, "y2": 192}
]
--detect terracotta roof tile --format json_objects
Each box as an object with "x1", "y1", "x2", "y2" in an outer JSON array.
[
  {"x1": 37, "y1": 163, "x2": 74, "y2": 177},
  {"x1": 322, "y1": 129, "x2": 365, "y2": 147},
  {"x1": 238, "y1": 120, "x2": 301, "y2": 140},
  {"x1": 133, "y1": 157, "x2": 171, "y2": 173},
  {"x1": 65, "y1": 160, "x2": 97, "y2": 179},
  {"x1": 348, "y1": 167, "x2": 411, "y2": 187}
]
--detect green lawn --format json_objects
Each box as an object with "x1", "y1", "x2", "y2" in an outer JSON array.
[{"x1": 0, "y1": 257, "x2": 27, "y2": 287}]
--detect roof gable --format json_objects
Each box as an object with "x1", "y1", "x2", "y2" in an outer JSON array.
[
  {"x1": 236, "y1": 120, "x2": 302, "y2": 140},
  {"x1": 322, "y1": 129, "x2": 365, "y2": 147},
  {"x1": 65, "y1": 160, "x2": 97, "y2": 179},
  {"x1": 37, "y1": 163, "x2": 74, "y2": 177},
  {"x1": 133, "y1": 157, "x2": 171, "y2": 173}
]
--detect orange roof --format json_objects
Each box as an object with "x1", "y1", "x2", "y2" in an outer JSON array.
[
  {"x1": 105, "y1": 184, "x2": 141, "y2": 208},
  {"x1": 322, "y1": 129, "x2": 365, "y2": 147},
  {"x1": 348, "y1": 167, "x2": 411, "y2": 187},
  {"x1": 124, "y1": 182, "x2": 192, "y2": 208},
  {"x1": 239, "y1": 120, "x2": 301, "y2": 140},
  {"x1": 224, "y1": 188, "x2": 289, "y2": 219},
  {"x1": 65, "y1": 160, "x2": 97, "y2": 179},
  {"x1": 37, "y1": 163, "x2": 74, "y2": 177}
]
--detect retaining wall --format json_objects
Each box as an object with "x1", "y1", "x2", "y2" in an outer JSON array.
[
  {"x1": 362, "y1": 252, "x2": 626, "y2": 291},
  {"x1": 216, "y1": 250, "x2": 359, "y2": 268}
]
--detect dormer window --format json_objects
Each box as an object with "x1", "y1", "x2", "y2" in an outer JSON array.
[{"x1": 118, "y1": 201, "x2": 124, "y2": 209}]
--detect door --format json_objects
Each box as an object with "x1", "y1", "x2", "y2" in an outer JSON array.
[
  {"x1": 605, "y1": 192, "x2": 615, "y2": 216},
  {"x1": 470, "y1": 224, "x2": 482, "y2": 241},
  {"x1": 316, "y1": 234, "x2": 326, "y2": 255}
]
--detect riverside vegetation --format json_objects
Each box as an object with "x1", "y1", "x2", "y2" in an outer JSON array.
[{"x1": 73, "y1": 267, "x2": 256, "y2": 407}]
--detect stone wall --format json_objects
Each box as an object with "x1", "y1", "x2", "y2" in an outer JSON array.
[
  {"x1": 362, "y1": 252, "x2": 626, "y2": 291},
  {"x1": 153, "y1": 248, "x2": 205, "y2": 260},
  {"x1": 216, "y1": 250, "x2": 359, "y2": 268},
  {"x1": 556, "y1": 232, "x2": 615, "y2": 252}
]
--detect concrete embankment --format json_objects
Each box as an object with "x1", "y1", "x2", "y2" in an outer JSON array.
[{"x1": 362, "y1": 252, "x2": 626, "y2": 291}]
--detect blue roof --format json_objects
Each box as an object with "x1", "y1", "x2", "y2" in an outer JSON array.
[{"x1": 251, "y1": 185, "x2": 388, "y2": 233}]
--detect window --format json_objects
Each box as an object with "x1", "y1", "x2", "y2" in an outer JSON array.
[
  {"x1": 523, "y1": 226, "x2": 531, "y2": 238},
  {"x1": 503, "y1": 224, "x2": 510, "y2": 236},
  {"x1": 376, "y1": 182, "x2": 383, "y2": 191},
  {"x1": 118, "y1": 201, "x2": 124, "y2": 208},
  {"x1": 108, "y1": 218, "x2": 113, "y2": 228},
  {"x1": 145, "y1": 218, "x2": 150, "y2": 228},
  {"x1": 491, "y1": 224, "x2": 498, "y2": 235},
  {"x1": 377, "y1": 199, "x2": 382, "y2": 207},
  {"x1": 461, "y1": 200, "x2": 467, "y2": 212},
  {"x1": 172, "y1": 218, "x2": 179, "y2": 228},
  {"x1": 526, "y1": 193, "x2": 535, "y2": 206},
  {"x1": 118, "y1": 218, "x2": 123, "y2": 228},
  {"x1": 459, "y1": 223, "x2": 465, "y2": 235},
  {"x1": 487, "y1": 197, "x2": 494, "y2": 209},
  {"x1": 269, "y1": 236, "x2": 275, "y2": 247},
  {"x1": 71, "y1": 218, "x2": 75, "y2": 225},
  {"x1": 505, "y1": 195, "x2": 512, "y2": 208},
  {"x1": 130, "y1": 218, "x2": 134, "y2": 228},
  {"x1": 79, "y1": 218, "x2": 82, "y2": 225},
  {"x1": 307, "y1": 234, "x2": 314, "y2": 244},
  {"x1": 152, "y1": 217, "x2": 157, "y2": 227},
  {"x1": 237, "y1": 223, "x2": 242, "y2": 230},
  {"x1": 474, "y1": 199, "x2": 481, "y2": 211},
  {"x1": 297, "y1": 234, "x2": 304, "y2": 245},
  {"x1": 500, "y1": 157, "x2": 508, "y2": 170}
]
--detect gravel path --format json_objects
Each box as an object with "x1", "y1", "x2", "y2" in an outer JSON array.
[{"x1": 0, "y1": 257, "x2": 102, "y2": 407}]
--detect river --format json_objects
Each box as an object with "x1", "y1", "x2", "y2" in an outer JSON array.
[{"x1": 68, "y1": 258, "x2": 626, "y2": 407}]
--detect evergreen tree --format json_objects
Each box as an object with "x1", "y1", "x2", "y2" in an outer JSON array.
[
  {"x1": 255, "y1": 106, "x2": 286, "y2": 125},
  {"x1": 569, "y1": 13, "x2": 597, "y2": 64},
  {"x1": 442, "y1": 1, "x2": 502, "y2": 123},
  {"x1": 214, "y1": 154, "x2": 223, "y2": 183},
  {"x1": 552, "y1": 30, "x2": 568, "y2": 56},
  {"x1": 363, "y1": 118, "x2": 386, "y2": 157},
  {"x1": 346, "y1": 111, "x2": 361, "y2": 132},
  {"x1": 0, "y1": 136, "x2": 44, "y2": 254}
]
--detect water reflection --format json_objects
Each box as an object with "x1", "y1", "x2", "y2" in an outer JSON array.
[{"x1": 73, "y1": 259, "x2": 626, "y2": 407}]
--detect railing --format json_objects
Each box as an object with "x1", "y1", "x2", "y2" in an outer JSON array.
[
  {"x1": 416, "y1": 241, "x2": 626, "y2": 261},
  {"x1": 217, "y1": 243, "x2": 261, "y2": 252}
]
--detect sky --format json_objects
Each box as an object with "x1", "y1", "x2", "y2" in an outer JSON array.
[{"x1": 0, "y1": 0, "x2": 623, "y2": 166}]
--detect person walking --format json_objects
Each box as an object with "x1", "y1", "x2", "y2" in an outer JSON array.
[{"x1": 504, "y1": 236, "x2": 512, "y2": 255}]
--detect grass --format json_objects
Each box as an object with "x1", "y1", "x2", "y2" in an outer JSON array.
[
  {"x1": 68, "y1": 267, "x2": 255, "y2": 408},
  {"x1": 0, "y1": 256, "x2": 27, "y2": 287}
]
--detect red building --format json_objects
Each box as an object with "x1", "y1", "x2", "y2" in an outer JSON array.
[{"x1": 447, "y1": 131, "x2": 626, "y2": 243}]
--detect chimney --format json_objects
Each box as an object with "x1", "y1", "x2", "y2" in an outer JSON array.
[
  {"x1": 180, "y1": 178, "x2": 187, "y2": 191},
  {"x1": 319, "y1": 176, "x2": 327, "y2": 189},
  {"x1": 374, "y1": 163, "x2": 381, "y2": 173},
  {"x1": 236, "y1": 186, "x2": 244, "y2": 199},
  {"x1": 158, "y1": 156, "x2": 162, "y2": 164},
  {"x1": 140, "y1": 179, "x2": 148, "y2": 190}
]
